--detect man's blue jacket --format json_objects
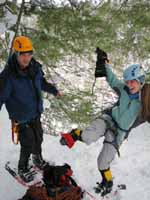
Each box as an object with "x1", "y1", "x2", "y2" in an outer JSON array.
[{"x1": 0, "y1": 54, "x2": 58, "y2": 123}]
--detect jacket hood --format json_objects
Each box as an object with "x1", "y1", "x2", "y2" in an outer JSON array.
[{"x1": 6, "y1": 53, "x2": 42, "y2": 79}]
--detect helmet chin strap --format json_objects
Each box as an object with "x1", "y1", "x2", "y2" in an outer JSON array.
[
  {"x1": 13, "y1": 51, "x2": 20, "y2": 57},
  {"x1": 138, "y1": 79, "x2": 145, "y2": 90},
  {"x1": 141, "y1": 81, "x2": 145, "y2": 88},
  {"x1": 137, "y1": 80, "x2": 145, "y2": 101}
]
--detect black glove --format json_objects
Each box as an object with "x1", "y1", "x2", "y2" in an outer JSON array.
[{"x1": 95, "y1": 47, "x2": 109, "y2": 78}]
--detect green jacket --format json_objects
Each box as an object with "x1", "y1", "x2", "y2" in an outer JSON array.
[{"x1": 103, "y1": 64, "x2": 142, "y2": 145}]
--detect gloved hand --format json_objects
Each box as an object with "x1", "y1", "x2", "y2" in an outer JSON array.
[
  {"x1": 60, "y1": 129, "x2": 82, "y2": 148},
  {"x1": 95, "y1": 47, "x2": 109, "y2": 78}
]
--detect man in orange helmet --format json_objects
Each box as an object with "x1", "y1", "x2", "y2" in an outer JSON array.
[{"x1": 0, "y1": 36, "x2": 61, "y2": 182}]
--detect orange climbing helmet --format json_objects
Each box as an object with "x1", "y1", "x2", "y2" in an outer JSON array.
[{"x1": 12, "y1": 36, "x2": 33, "y2": 52}]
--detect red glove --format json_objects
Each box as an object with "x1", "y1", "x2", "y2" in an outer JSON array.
[
  {"x1": 60, "y1": 133, "x2": 76, "y2": 148},
  {"x1": 60, "y1": 129, "x2": 82, "y2": 148}
]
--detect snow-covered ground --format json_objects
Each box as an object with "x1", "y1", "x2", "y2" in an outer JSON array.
[{"x1": 0, "y1": 105, "x2": 150, "y2": 200}]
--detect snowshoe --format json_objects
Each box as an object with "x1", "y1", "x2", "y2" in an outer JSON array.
[{"x1": 5, "y1": 161, "x2": 43, "y2": 187}]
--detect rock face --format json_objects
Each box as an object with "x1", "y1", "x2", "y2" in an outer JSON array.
[
  {"x1": 0, "y1": 0, "x2": 6, "y2": 5},
  {"x1": 0, "y1": 5, "x2": 17, "y2": 35}
]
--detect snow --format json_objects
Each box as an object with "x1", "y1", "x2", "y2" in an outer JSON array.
[
  {"x1": 0, "y1": 105, "x2": 150, "y2": 200},
  {"x1": 0, "y1": 9, "x2": 17, "y2": 35}
]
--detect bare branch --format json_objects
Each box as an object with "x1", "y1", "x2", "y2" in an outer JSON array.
[{"x1": 9, "y1": 0, "x2": 25, "y2": 54}]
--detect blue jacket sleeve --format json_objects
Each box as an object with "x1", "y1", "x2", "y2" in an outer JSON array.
[
  {"x1": 39, "y1": 67, "x2": 58, "y2": 96},
  {"x1": 0, "y1": 70, "x2": 12, "y2": 110},
  {"x1": 105, "y1": 64, "x2": 125, "y2": 91},
  {"x1": 41, "y1": 69, "x2": 58, "y2": 96},
  {"x1": 41, "y1": 77, "x2": 58, "y2": 96}
]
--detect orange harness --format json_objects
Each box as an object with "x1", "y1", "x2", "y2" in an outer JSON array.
[{"x1": 11, "y1": 120, "x2": 19, "y2": 145}]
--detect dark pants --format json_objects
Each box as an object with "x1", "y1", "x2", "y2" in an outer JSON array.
[{"x1": 18, "y1": 117, "x2": 43, "y2": 170}]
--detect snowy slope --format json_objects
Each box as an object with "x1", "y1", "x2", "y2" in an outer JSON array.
[{"x1": 0, "y1": 105, "x2": 150, "y2": 200}]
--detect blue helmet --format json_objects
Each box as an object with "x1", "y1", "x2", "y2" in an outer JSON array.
[{"x1": 123, "y1": 64, "x2": 145, "y2": 84}]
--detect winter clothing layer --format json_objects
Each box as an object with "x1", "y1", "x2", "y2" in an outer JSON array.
[{"x1": 0, "y1": 54, "x2": 58, "y2": 122}]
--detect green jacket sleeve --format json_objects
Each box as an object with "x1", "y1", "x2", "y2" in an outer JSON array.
[{"x1": 105, "y1": 64, "x2": 125, "y2": 91}]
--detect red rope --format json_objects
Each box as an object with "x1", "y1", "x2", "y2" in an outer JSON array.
[{"x1": 84, "y1": 190, "x2": 97, "y2": 200}]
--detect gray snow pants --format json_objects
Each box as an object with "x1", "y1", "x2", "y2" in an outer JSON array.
[{"x1": 82, "y1": 118, "x2": 117, "y2": 170}]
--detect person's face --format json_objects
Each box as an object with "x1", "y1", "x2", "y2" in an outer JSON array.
[
  {"x1": 125, "y1": 80, "x2": 141, "y2": 94},
  {"x1": 17, "y1": 52, "x2": 33, "y2": 70}
]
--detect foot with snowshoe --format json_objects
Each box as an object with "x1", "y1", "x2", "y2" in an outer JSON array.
[
  {"x1": 18, "y1": 166, "x2": 36, "y2": 183},
  {"x1": 94, "y1": 168, "x2": 113, "y2": 196},
  {"x1": 18, "y1": 153, "x2": 34, "y2": 182},
  {"x1": 18, "y1": 153, "x2": 49, "y2": 183},
  {"x1": 94, "y1": 180, "x2": 113, "y2": 196}
]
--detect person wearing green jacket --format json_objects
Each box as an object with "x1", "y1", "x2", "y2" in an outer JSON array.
[{"x1": 60, "y1": 49, "x2": 150, "y2": 196}]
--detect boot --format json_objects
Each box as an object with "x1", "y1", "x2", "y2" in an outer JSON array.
[
  {"x1": 18, "y1": 150, "x2": 33, "y2": 182},
  {"x1": 32, "y1": 154, "x2": 48, "y2": 169},
  {"x1": 94, "y1": 168, "x2": 113, "y2": 196}
]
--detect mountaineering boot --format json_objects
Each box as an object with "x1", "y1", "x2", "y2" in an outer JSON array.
[
  {"x1": 60, "y1": 128, "x2": 82, "y2": 148},
  {"x1": 18, "y1": 150, "x2": 33, "y2": 182},
  {"x1": 94, "y1": 168, "x2": 113, "y2": 196},
  {"x1": 32, "y1": 154, "x2": 48, "y2": 169}
]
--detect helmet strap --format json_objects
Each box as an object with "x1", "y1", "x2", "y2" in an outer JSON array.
[{"x1": 139, "y1": 80, "x2": 145, "y2": 89}]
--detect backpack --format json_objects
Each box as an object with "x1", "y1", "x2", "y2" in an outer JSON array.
[{"x1": 19, "y1": 164, "x2": 83, "y2": 200}]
